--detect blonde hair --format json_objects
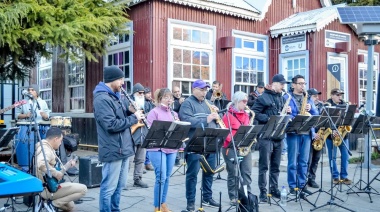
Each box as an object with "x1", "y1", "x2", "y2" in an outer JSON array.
[{"x1": 154, "y1": 88, "x2": 172, "y2": 104}]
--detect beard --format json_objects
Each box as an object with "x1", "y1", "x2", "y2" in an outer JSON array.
[{"x1": 134, "y1": 94, "x2": 145, "y2": 109}]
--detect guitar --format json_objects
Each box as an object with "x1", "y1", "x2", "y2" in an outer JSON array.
[
  {"x1": 44, "y1": 155, "x2": 78, "y2": 193},
  {"x1": 0, "y1": 100, "x2": 27, "y2": 115}
]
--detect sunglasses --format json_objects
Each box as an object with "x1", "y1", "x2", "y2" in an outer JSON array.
[
  {"x1": 336, "y1": 94, "x2": 342, "y2": 96},
  {"x1": 241, "y1": 100, "x2": 248, "y2": 103},
  {"x1": 138, "y1": 91, "x2": 145, "y2": 94}
]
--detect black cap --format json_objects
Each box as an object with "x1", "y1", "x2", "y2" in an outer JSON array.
[
  {"x1": 331, "y1": 88, "x2": 344, "y2": 95},
  {"x1": 104, "y1": 66, "x2": 124, "y2": 83},
  {"x1": 257, "y1": 82, "x2": 265, "y2": 88},
  {"x1": 308, "y1": 88, "x2": 321, "y2": 95},
  {"x1": 144, "y1": 87, "x2": 151, "y2": 93},
  {"x1": 272, "y1": 74, "x2": 290, "y2": 84},
  {"x1": 132, "y1": 83, "x2": 145, "y2": 94}
]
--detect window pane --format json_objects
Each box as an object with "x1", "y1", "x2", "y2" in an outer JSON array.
[
  {"x1": 173, "y1": 48, "x2": 182, "y2": 62},
  {"x1": 201, "y1": 31, "x2": 209, "y2": 44},
  {"x1": 192, "y1": 65, "x2": 200, "y2": 79},
  {"x1": 287, "y1": 60, "x2": 293, "y2": 70},
  {"x1": 173, "y1": 27, "x2": 182, "y2": 40},
  {"x1": 201, "y1": 52, "x2": 209, "y2": 65},
  {"x1": 243, "y1": 57, "x2": 249, "y2": 70},
  {"x1": 193, "y1": 51, "x2": 201, "y2": 65},
  {"x1": 300, "y1": 58, "x2": 305, "y2": 68},
  {"x1": 201, "y1": 66, "x2": 209, "y2": 80},
  {"x1": 294, "y1": 59, "x2": 299, "y2": 69},
  {"x1": 235, "y1": 70, "x2": 242, "y2": 82},
  {"x1": 257, "y1": 40, "x2": 264, "y2": 52},
  {"x1": 257, "y1": 59, "x2": 264, "y2": 71},
  {"x1": 183, "y1": 50, "x2": 191, "y2": 63},
  {"x1": 251, "y1": 58, "x2": 256, "y2": 71},
  {"x1": 236, "y1": 56, "x2": 242, "y2": 69},
  {"x1": 192, "y1": 30, "x2": 201, "y2": 43},
  {"x1": 183, "y1": 29, "x2": 191, "y2": 42},
  {"x1": 243, "y1": 41, "x2": 255, "y2": 49},
  {"x1": 183, "y1": 65, "x2": 191, "y2": 78},
  {"x1": 235, "y1": 38, "x2": 242, "y2": 48},
  {"x1": 243, "y1": 71, "x2": 249, "y2": 83},
  {"x1": 173, "y1": 63, "x2": 182, "y2": 78}
]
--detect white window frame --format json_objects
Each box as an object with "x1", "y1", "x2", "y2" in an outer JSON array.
[
  {"x1": 104, "y1": 23, "x2": 134, "y2": 93},
  {"x1": 232, "y1": 30, "x2": 269, "y2": 94},
  {"x1": 279, "y1": 50, "x2": 309, "y2": 91},
  {"x1": 66, "y1": 52, "x2": 86, "y2": 113},
  {"x1": 358, "y1": 49, "x2": 379, "y2": 112},
  {"x1": 37, "y1": 56, "x2": 53, "y2": 110},
  {"x1": 168, "y1": 19, "x2": 216, "y2": 96}
]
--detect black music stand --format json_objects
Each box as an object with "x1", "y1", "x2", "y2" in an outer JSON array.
[
  {"x1": 225, "y1": 125, "x2": 263, "y2": 212},
  {"x1": 311, "y1": 105, "x2": 354, "y2": 212},
  {"x1": 184, "y1": 127, "x2": 229, "y2": 212},
  {"x1": 347, "y1": 114, "x2": 380, "y2": 202},
  {"x1": 0, "y1": 127, "x2": 19, "y2": 152},
  {"x1": 309, "y1": 110, "x2": 345, "y2": 206},
  {"x1": 260, "y1": 115, "x2": 291, "y2": 141},
  {"x1": 286, "y1": 115, "x2": 319, "y2": 210},
  {"x1": 142, "y1": 120, "x2": 191, "y2": 212}
]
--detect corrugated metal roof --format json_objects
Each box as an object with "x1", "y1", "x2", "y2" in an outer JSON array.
[
  {"x1": 127, "y1": 0, "x2": 271, "y2": 20},
  {"x1": 270, "y1": 4, "x2": 346, "y2": 38}
]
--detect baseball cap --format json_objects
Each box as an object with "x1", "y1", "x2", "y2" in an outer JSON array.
[
  {"x1": 331, "y1": 88, "x2": 344, "y2": 95},
  {"x1": 308, "y1": 88, "x2": 321, "y2": 96},
  {"x1": 272, "y1": 74, "x2": 290, "y2": 84},
  {"x1": 192, "y1": 79, "x2": 210, "y2": 89},
  {"x1": 257, "y1": 82, "x2": 265, "y2": 88}
]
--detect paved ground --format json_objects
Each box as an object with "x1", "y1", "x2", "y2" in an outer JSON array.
[{"x1": 1, "y1": 149, "x2": 380, "y2": 212}]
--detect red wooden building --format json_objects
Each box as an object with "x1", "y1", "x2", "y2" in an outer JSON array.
[{"x1": 2, "y1": 0, "x2": 379, "y2": 147}]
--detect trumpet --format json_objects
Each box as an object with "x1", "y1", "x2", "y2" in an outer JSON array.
[{"x1": 212, "y1": 84, "x2": 223, "y2": 100}]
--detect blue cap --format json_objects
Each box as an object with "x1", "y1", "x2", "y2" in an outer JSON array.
[{"x1": 192, "y1": 79, "x2": 210, "y2": 89}]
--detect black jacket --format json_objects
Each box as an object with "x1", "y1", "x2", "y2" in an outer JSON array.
[
  {"x1": 173, "y1": 96, "x2": 182, "y2": 113},
  {"x1": 251, "y1": 88, "x2": 285, "y2": 125},
  {"x1": 93, "y1": 82, "x2": 137, "y2": 162}
]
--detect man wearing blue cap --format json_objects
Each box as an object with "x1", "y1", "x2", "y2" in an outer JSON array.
[{"x1": 179, "y1": 79, "x2": 221, "y2": 211}]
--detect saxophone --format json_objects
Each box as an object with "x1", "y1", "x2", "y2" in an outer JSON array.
[
  {"x1": 204, "y1": 99, "x2": 226, "y2": 128},
  {"x1": 312, "y1": 101, "x2": 332, "y2": 151},
  {"x1": 299, "y1": 90, "x2": 311, "y2": 116},
  {"x1": 332, "y1": 102, "x2": 352, "y2": 147},
  {"x1": 239, "y1": 106, "x2": 256, "y2": 156}
]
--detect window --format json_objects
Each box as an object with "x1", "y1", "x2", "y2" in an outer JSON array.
[
  {"x1": 67, "y1": 54, "x2": 85, "y2": 112},
  {"x1": 232, "y1": 31, "x2": 268, "y2": 94},
  {"x1": 105, "y1": 24, "x2": 133, "y2": 93},
  {"x1": 358, "y1": 50, "x2": 379, "y2": 111},
  {"x1": 169, "y1": 20, "x2": 215, "y2": 96},
  {"x1": 279, "y1": 51, "x2": 309, "y2": 91},
  {"x1": 38, "y1": 57, "x2": 52, "y2": 109}
]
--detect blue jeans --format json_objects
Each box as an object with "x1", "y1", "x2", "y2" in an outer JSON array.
[
  {"x1": 185, "y1": 153, "x2": 216, "y2": 204},
  {"x1": 287, "y1": 133, "x2": 311, "y2": 189},
  {"x1": 326, "y1": 138, "x2": 349, "y2": 179},
  {"x1": 99, "y1": 158, "x2": 130, "y2": 212},
  {"x1": 148, "y1": 151, "x2": 177, "y2": 207}
]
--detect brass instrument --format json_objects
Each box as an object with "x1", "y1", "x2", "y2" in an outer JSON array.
[
  {"x1": 204, "y1": 99, "x2": 226, "y2": 128},
  {"x1": 333, "y1": 126, "x2": 351, "y2": 147},
  {"x1": 239, "y1": 106, "x2": 256, "y2": 156},
  {"x1": 281, "y1": 89, "x2": 291, "y2": 115},
  {"x1": 300, "y1": 90, "x2": 311, "y2": 116},
  {"x1": 213, "y1": 84, "x2": 223, "y2": 100},
  {"x1": 120, "y1": 87, "x2": 149, "y2": 134},
  {"x1": 312, "y1": 128, "x2": 332, "y2": 151}
]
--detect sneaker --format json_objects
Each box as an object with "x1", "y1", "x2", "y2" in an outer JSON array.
[
  {"x1": 308, "y1": 180, "x2": 319, "y2": 188},
  {"x1": 259, "y1": 192, "x2": 268, "y2": 202},
  {"x1": 133, "y1": 179, "x2": 148, "y2": 188},
  {"x1": 185, "y1": 202, "x2": 195, "y2": 212},
  {"x1": 342, "y1": 178, "x2": 352, "y2": 185},
  {"x1": 202, "y1": 198, "x2": 219, "y2": 208},
  {"x1": 333, "y1": 178, "x2": 340, "y2": 184},
  {"x1": 230, "y1": 199, "x2": 237, "y2": 206},
  {"x1": 145, "y1": 164, "x2": 154, "y2": 171},
  {"x1": 289, "y1": 188, "x2": 297, "y2": 196},
  {"x1": 302, "y1": 188, "x2": 312, "y2": 195},
  {"x1": 270, "y1": 188, "x2": 281, "y2": 199}
]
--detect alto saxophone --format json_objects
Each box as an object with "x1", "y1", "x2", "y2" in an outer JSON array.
[
  {"x1": 204, "y1": 99, "x2": 226, "y2": 128},
  {"x1": 332, "y1": 102, "x2": 352, "y2": 147},
  {"x1": 239, "y1": 106, "x2": 256, "y2": 156},
  {"x1": 299, "y1": 90, "x2": 311, "y2": 116},
  {"x1": 312, "y1": 101, "x2": 332, "y2": 151}
]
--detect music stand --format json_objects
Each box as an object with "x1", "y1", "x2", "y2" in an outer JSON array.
[
  {"x1": 185, "y1": 127, "x2": 229, "y2": 212},
  {"x1": 347, "y1": 114, "x2": 380, "y2": 202},
  {"x1": 260, "y1": 115, "x2": 291, "y2": 141},
  {"x1": 311, "y1": 105, "x2": 354, "y2": 212},
  {"x1": 142, "y1": 120, "x2": 191, "y2": 212},
  {"x1": 225, "y1": 125, "x2": 263, "y2": 212},
  {"x1": 286, "y1": 115, "x2": 319, "y2": 210},
  {"x1": 0, "y1": 127, "x2": 19, "y2": 152}
]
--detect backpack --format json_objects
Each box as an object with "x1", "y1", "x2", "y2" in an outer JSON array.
[{"x1": 239, "y1": 190, "x2": 259, "y2": 212}]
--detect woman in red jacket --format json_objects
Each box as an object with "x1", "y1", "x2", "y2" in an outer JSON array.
[{"x1": 222, "y1": 91, "x2": 253, "y2": 206}]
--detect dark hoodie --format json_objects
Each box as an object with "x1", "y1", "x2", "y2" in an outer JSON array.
[
  {"x1": 251, "y1": 85, "x2": 285, "y2": 125},
  {"x1": 93, "y1": 82, "x2": 138, "y2": 162}
]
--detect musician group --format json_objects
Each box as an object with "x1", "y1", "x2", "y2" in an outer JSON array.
[{"x1": 14, "y1": 65, "x2": 355, "y2": 212}]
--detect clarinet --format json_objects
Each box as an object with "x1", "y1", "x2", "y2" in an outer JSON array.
[
  {"x1": 169, "y1": 105, "x2": 179, "y2": 121},
  {"x1": 120, "y1": 87, "x2": 149, "y2": 129}
]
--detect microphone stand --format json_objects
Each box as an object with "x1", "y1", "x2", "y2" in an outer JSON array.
[{"x1": 311, "y1": 104, "x2": 354, "y2": 212}]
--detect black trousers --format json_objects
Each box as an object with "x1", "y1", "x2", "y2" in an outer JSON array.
[
  {"x1": 258, "y1": 139, "x2": 282, "y2": 192},
  {"x1": 308, "y1": 143, "x2": 322, "y2": 181}
]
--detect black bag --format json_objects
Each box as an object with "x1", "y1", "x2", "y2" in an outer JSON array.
[
  {"x1": 63, "y1": 135, "x2": 78, "y2": 152},
  {"x1": 239, "y1": 190, "x2": 259, "y2": 212}
]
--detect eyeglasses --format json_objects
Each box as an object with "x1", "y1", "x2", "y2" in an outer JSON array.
[
  {"x1": 138, "y1": 91, "x2": 145, "y2": 94},
  {"x1": 162, "y1": 96, "x2": 173, "y2": 100},
  {"x1": 28, "y1": 88, "x2": 35, "y2": 91},
  {"x1": 241, "y1": 100, "x2": 248, "y2": 104},
  {"x1": 295, "y1": 82, "x2": 307, "y2": 85},
  {"x1": 195, "y1": 87, "x2": 208, "y2": 92},
  {"x1": 335, "y1": 94, "x2": 342, "y2": 96}
]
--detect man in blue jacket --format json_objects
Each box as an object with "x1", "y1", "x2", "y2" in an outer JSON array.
[
  {"x1": 284, "y1": 75, "x2": 318, "y2": 196},
  {"x1": 93, "y1": 65, "x2": 144, "y2": 212}
]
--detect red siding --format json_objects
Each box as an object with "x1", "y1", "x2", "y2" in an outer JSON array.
[
  {"x1": 129, "y1": 0, "x2": 327, "y2": 98},
  {"x1": 85, "y1": 55, "x2": 103, "y2": 113}
]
